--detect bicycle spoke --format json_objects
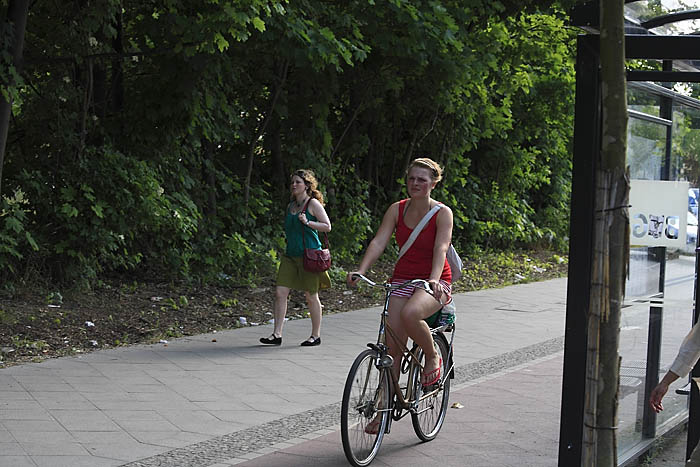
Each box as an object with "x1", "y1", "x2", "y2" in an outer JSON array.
[
  {"x1": 342, "y1": 350, "x2": 390, "y2": 467},
  {"x1": 411, "y1": 336, "x2": 451, "y2": 441}
]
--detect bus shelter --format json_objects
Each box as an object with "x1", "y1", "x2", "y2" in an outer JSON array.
[{"x1": 562, "y1": 1, "x2": 700, "y2": 465}]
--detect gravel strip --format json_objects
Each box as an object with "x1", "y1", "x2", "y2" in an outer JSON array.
[{"x1": 122, "y1": 336, "x2": 564, "y2": 467}]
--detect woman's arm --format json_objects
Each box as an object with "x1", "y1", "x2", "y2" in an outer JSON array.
[
  {"x1": 650, "y1": 323, "x2": 700, "y2": 413},
  {"x1": 669, "y1": 322, "x2": 700, "y2": 378},
  {"x1": 301, "y1": 199, "x2": 331, "y2": 233},
  {"x1": 350, "y1": 202, "x2": 399, "y2": 278},
  {"x1": 649, "y1": 370, "x2": 680, "y2": 413}
]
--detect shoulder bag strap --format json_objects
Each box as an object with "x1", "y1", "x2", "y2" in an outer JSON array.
[
  {"x1": 397, "y1": 204, "x2": 442, "y2": 261},
  {"x1": 301, "y1": 198, "x2": 330, "y2": 249}
]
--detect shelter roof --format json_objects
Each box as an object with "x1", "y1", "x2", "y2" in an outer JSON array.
[{"x1": 624, "y1": 1, "x2": 700, "y2": 35}]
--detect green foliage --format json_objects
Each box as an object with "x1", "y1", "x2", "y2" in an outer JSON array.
[
  {"x1": 46, "y1": 292, "x2": 63, "y2": 306},
  {"x1": 460, "y1": 248, "x2": 566, "y2": 290},
  {"x1": 1, "y1": 1, "x2": 575, "y2": 289},
  {"x1": 0, "y1": 308, "x2": 17, "y2": 325},
  {"x1": 0, "y1": 189, "x2": 37, "y2": 279}
]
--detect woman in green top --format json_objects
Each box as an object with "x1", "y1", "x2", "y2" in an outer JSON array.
[{"x1": 260, "y1": 169, "x2": 332, "y2": 347}]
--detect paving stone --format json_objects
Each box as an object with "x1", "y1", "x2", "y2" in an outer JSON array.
[
  {"x1": 31, "y1": 455, "x2": 124, "y2": 467},
  {"x1": 0, "y1": 442, "x2": 25, "y2": 455},
  {"x1": 19, "y1": 440, "x2": 89, "y2": 456},
  {"x1": 0, "y1": 456, "x2": 36, "y2": 467},
  {"x1": 2, "y1": 419, "x2": 67, "y2": 432},
  {"x1": 10, "y1": 430, "x2": 74, "y2": 444},
  {"x1": 49, "y1": 410, "x2": 123, "y2": 431},
  {"x1": 0, "y1": 408, "x2": 52, "y2": 420}
]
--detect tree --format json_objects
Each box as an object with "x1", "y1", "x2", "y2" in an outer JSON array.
[
  {"x1": 0, "y1": 0, "x2": 29, "y2": 196},
  {"x1": 0, "y1": 1, "x2": 577, "y2": 286},
  {"x1": 582, "y1": 1, "x2": 628, "y2": 465}
]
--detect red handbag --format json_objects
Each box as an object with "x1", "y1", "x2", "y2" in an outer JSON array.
[{"x1": 300, "y1": 199, "x2": 331, "y2": 273}]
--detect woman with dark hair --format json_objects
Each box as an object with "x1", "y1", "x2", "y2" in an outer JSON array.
[{"x1": 260, "y1": 169, "x2": 331, "y2": 347}]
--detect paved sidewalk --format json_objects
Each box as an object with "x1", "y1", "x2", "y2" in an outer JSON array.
[
  {"x1": 235, "y1": 353, "x2": 564, "y2": 467},
  {"x1": 0, "y1": 278, "x2": 567, "y2": 467}
]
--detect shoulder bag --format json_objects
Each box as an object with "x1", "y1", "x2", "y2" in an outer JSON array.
[{"x1": 300, "y1": 198, "x2": 332, "y2": 273}]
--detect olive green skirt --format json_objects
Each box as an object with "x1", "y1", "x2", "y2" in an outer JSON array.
[{"x1": 277, "y1": 255, "x2": 331, "y2": 293}]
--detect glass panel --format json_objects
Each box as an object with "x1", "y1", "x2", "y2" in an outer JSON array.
[
  {"x1": 673, "y1": 103, "x2": 700, "y2": 190},
  {"x1": 649, "y1": 18, "x2": 700, "y2": 35},
  {"x1": 628, "y1": 86, "x2": 661, "y2": 118},
  {"x1": 656, "y1": 92, "x2": 700, "y2": 436},
  {"x1": 619, "y1": 251, "x2": 694, "y2": 456},
  {"x1": 657, "y1": 280, "x2": 694, "y2": 430},
  {"x1": 626, "y1": 1, "x2": 700, "y2": 24},
  {"x1": 618, "y1": 281, "x2": 652, "y2": 452},
  {"x1": 627, "y1": 116, "x2": 667, "y2": 180},
  {"x1": 619, "y1": 84, "x2": 699, "y2": 459}
]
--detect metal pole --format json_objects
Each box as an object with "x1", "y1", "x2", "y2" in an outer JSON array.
[
  {"x1": 660, "y1": 60, "x2": 673, "y2": 180},
  {"x1": 659, "y1": 248, "x2": 666, "y2": 296},
  {"x1": 642, "y1": 302, "x2": 663, "y2": 438},
  {"x1": 558, "y1": 34, "x2": 600, "y2": 467},
  {"x1": 688, "y1": 242, "x2": 700, "y2": 461}
]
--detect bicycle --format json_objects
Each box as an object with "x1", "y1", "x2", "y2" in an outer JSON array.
[{"x1": 340, "y1": 274, "x2": 456, "y2": 467}]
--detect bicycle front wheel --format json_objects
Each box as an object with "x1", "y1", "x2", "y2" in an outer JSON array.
[
  {"x1": 410, "y1": 334, "x2": 451, "y2": 441},
  {"x1": 341, "y1": 349, "x2": 390, "y2": 467}
]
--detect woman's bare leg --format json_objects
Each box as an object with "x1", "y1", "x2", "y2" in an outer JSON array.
[
  {"x1": 386, "y1": 296, "x2": 409, "y2": 380},
  {"x1": 305, "y1": 291, "x2": 322, "y2": 338},
  {"x1": 364, "y1": 295, "x2": 408, "y2": 432},
  {"x1": 400, "y1": 291, "x2": 442, "y2": 383},
  {"x1": 272, "y1": 286, "x2": 291, "y2": 337}
]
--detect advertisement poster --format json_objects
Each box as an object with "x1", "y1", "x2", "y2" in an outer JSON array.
[{"x1": 629, "y1": 180, "x2": 689, "y2": 248}]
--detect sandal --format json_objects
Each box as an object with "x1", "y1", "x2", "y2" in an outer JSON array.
[
  {"x1": 364, "y1": 416, "x2": 382, "y2": 435},
  {"x1": 421, "y1": 357, "x2": 442, "y2": 387}
]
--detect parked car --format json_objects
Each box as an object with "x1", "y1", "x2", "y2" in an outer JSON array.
[
  {"x1": 690, "y1": 188, "x2": 699, "y2": 217},
  {"x1": 688, "y1": 211, "x2": 698, "y2": 245}
]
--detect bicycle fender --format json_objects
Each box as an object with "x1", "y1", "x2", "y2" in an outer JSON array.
[{"x1": 435, "y1": 333, "x2": 455, "y2": 379}]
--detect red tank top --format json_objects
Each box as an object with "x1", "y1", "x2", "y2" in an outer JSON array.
[{"x1": 392, "y1": 199, "x2": 452, "y2": 283}]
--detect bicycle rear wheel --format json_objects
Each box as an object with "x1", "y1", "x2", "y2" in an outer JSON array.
[
  {"x1": 410, "y1": 334, "x2": 451, "y2": 441},
  {"x1": 341, "y1": 349, "x2": 390, "y2": 467}
]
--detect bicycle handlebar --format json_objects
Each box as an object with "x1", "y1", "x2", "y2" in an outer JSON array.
[
  {"x1": 350, "y1": 274, "x2": 434, "y2": 296},
  {"x1": 350, "y1": 273, "x2": 377, "y2": 287}
]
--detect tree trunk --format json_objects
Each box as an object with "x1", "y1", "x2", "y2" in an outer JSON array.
[
  {"x1": 111, "y1": 7, "x2": 124, "y2": 115},
  {"x1": 268, "y1": 116, "x2": 285, "y2": 195},
  {"x1": 582, "y1": 1, "x2": 629, "y2": 465},
  {"x1": 79, "y1": 58, "x2": 94, "y2": 154},
  {"x1": 0, "y1": 0, "x2": 29, "y2": 197},
  {"x1": 243, "y1": 59, "x2": 288, "y2": 206},
  {"x1": 202, "y1": 139, "x2": 217, "y2": 219}
]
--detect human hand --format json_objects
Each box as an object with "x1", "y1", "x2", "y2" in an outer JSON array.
[
  {"x1": 649, "y1": 382, "x2": 669, "y2": 413},
  {"x1": 346, "y1": 272, "x2": 361, "y2": 288},
  {"x1": 428, "y1": 279, "x2": 442, "y2": 303},
  {"x1": 298, "y1": 213, "x2": 308, "y2": 225}
]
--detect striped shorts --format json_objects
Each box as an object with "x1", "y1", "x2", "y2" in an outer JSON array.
[{"x1": 389, "y1": 279, "x2": 452, "y2": 305}]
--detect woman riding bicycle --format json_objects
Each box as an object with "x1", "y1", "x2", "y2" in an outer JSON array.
[{"x1": 347, "y1": 157, "x2": 453, "y2": 390}]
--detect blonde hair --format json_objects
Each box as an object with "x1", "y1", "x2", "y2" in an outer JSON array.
[
  {"x1": 292, "y1": 169, "x2": 325, "y2": 205},
  {"x1": 406, "y1": 158, "x2": 443, "y2": 184}
]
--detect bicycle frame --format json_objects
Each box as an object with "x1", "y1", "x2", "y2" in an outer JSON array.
[
  {"x1": 352, "y1": 275, "x2": 455, "y2": 422},
  {"x1": 341, "y1": 274, "x2": 456, "y2": 466}
]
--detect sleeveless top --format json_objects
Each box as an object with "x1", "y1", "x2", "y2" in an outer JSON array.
[
  {"x1": 284, "y1": 201, "x2": 321, "y2": 257},
  {"x1": 392, "y1": 199, "x2": 452, "y2": 283}
]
